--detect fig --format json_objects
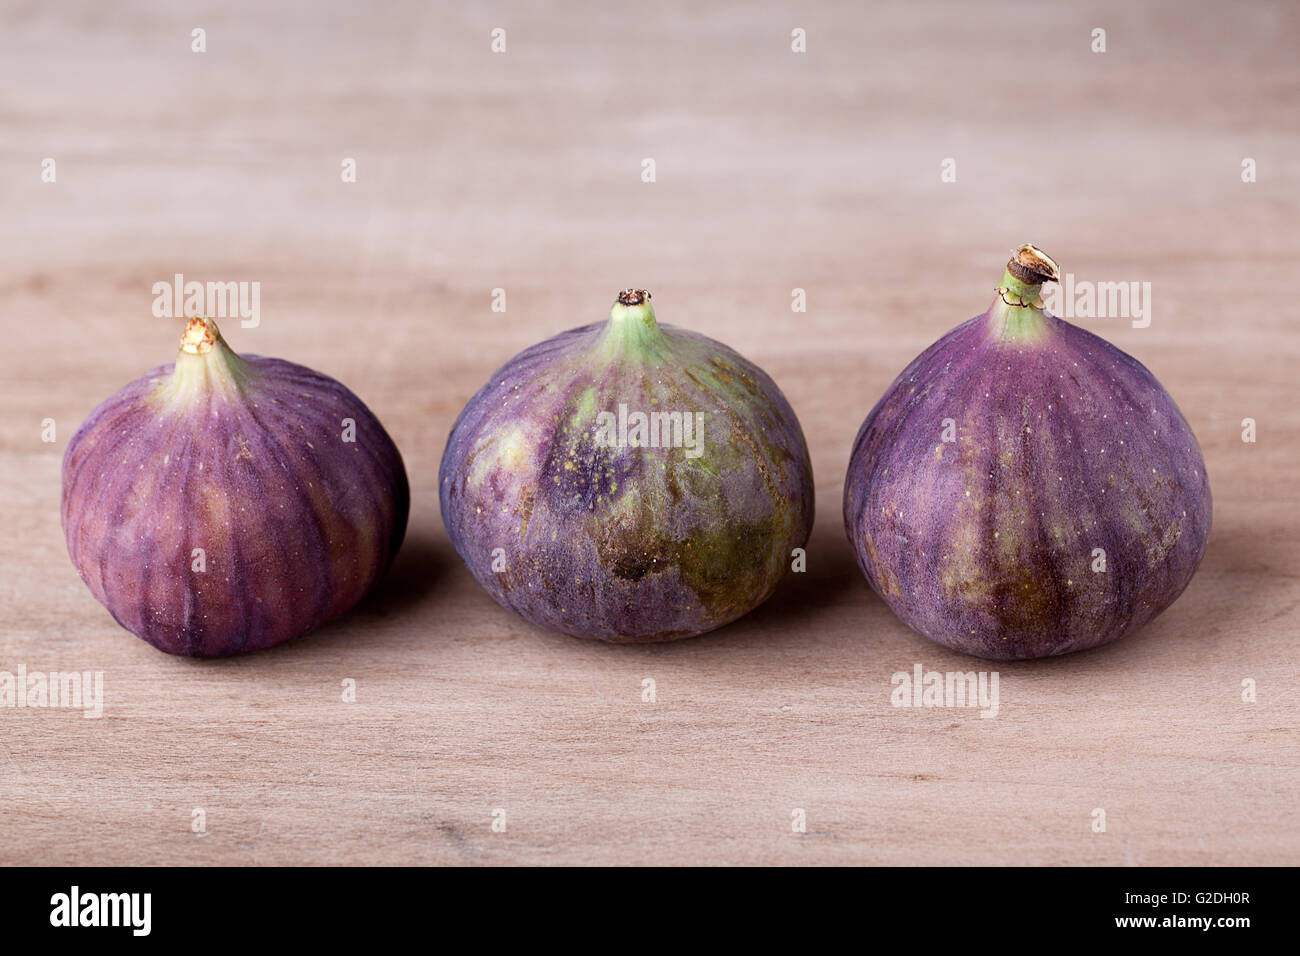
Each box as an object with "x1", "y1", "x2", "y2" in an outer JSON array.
[
  {"x1": 62, "y1": 317, "x2": 409, "y2": 657},
  {"x1": 440, "y1": 290, "x2": 814, "y2": 642},
  {"x1": 844, "y1": 246, "x2": 1211, "y2": 659}
]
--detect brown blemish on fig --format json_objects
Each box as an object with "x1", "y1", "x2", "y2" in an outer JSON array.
[
  {"x1": 516, "y1": 487, "x2": 536, "y2": 538},
  {"x1": 603, "y1": 538, "x2": 673, "y2": 582},
  {"x1": 992, "y1": 566, "x2": 1065, "y2": 643},
  {"x1": 860, "y1": 530, "x2": 900, "y2": 597}
]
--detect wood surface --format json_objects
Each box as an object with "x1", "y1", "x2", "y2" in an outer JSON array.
[{"x1": 2, "y1": 0, "x2": 1297, "y2": 866}]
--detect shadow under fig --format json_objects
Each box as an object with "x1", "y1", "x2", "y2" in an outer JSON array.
[
  {"x1": 254, "y1": 529, "x2": 457, "y2": 658},
  {"x1": 1138, "y1": 519, "x2": 1291, "y2": 649},
  {"x1": 356, "y1": 529, "x2": 458, "y2": 620},
  {"x1": 744, "y1": 519, "x2": 875, "y2": 636}
]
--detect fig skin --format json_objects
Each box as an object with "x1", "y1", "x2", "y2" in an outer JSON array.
[
  {"x1": 844, "y1": 246, "x2": 1211, "y2": 660},
  {"x1": 440, "y1": 290, "x2": 814, "y2": 642},
  {"x1": 62, "y1": 318, "x2": 409, "y2": 657}
]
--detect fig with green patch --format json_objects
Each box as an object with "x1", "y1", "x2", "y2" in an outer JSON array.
[{"x1": 440, "y1": 290, "x2": 814, "y2": 641}]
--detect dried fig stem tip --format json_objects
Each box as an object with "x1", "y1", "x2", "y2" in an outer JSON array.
[
  {"x1": 1007, "y1": 244, "x2": 1060, "y2": 286},
  {"x1": 179, "y1": 317, "x2": 218, "y2": 355},
  {"x1": 616, "y1": 289, "x2": 651, "y2": 306}
]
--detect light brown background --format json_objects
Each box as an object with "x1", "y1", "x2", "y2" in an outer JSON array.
[{"x1": 2, "y1": 1, "x2": 1297, "y2": 865}]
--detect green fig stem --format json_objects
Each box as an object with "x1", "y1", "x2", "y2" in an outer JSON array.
[
  {"x1": 600, "y1": 289, "x2": 669, "y2": 360},
  {"x1": 989, "y1": 244, "x2": 1060, "y2": 342},
  {"x1": 157, "y1": 317, "x2": 247, "y2": 404}
]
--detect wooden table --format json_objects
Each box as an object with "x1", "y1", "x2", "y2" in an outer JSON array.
[{"x1": 2, "y1": 0, "x2": 1296, "y2": 865}]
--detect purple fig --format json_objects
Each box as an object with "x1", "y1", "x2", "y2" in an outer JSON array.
[
  {"x1": 844, "y1": 246, "x2": 1211, "y2": 659},
  {"x1": 62, "y1": 318, "x2": 409, "y2": 657},
  {"x1": 440, "y1": 290, "x2": 814, "y2": 642}
]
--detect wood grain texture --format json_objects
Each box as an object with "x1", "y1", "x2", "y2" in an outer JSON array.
[{"x1": 1, "y1": 0, "x2": 1297, "y2": 866}]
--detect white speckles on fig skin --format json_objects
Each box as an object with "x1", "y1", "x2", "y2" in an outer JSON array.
[
  {"x1": 440, "y1": 292, "x2": 814, "y2": 642},
  {"x1": 61, "y1": 318, "x2": 409, "y2": 657},
  {"x1": 844, "y1": 247, "x2": 1211, "y2": 660}
]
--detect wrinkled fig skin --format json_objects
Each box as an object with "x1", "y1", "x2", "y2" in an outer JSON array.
[
  {"x1": 62, "y1": 321, "x2": 409, "y2": 657},
  {"x1": 844, "y1": 253, "x2": 1211, "y2": 660},
  {"x1": 440, "y1": 295, "x2": 814, "y2": 642}
]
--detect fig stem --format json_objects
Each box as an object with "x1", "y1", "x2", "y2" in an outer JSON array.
[
  {"x1": 990, "y1": 245, "x2": 1060, "y2": 341},
  {"x1": 602, "y1": 290, "x2": 668, "y2": 360},
  {"x1": 158, "y1": 316, "x2": 248, "y2": 403}
]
